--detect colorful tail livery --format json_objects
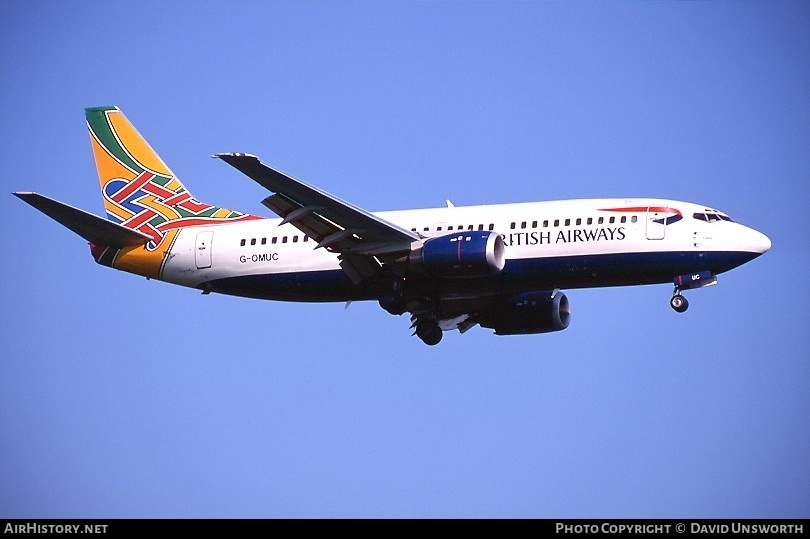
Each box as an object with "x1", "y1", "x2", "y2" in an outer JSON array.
[
  {"x1": 15, "y1": 107, "x2": 258, "y2": 279},
  {"x1": 15, "y1": 106, "x2": 770, "y2": 345},
  {"x1": 87, "y1": 106, "x2": 258, "y2": 246}
]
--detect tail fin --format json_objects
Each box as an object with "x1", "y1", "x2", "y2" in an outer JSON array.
[{"x1": 86, "y1": 106, "x2": 257, "y2": 247}]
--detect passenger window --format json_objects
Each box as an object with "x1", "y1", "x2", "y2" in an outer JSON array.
[
  {"x1": 520, "y1": 221, "x2": 526, "y2": 229},
  {"x1": 282, "y1": 236, "x2": 288, "y2": 243},
  {"x1": 587, "y1": 218, "x2": 593, "y2": 225},
  {"x1": 488, "y1": 224, "x2": 494, "y2": 231},
  {"x1": 293, "y1": 236, "x2": 298, "y2": 243},
  {"x1": 564, "y1": 219, "x2": 571, "y2": 226},
  {"x1": 240, "y1": 239, "x2": 246, "y2": 247},
  {"x1": 510, "y1": 222, "x2": 516, "y2": 230},
  {"x1": 447, "y1": 226, "x2": 454, "y2": 231},
  {"x1": 620, "y1": 216, "x2": 627, "y2": 223},
  {"x1": 423, "y1": 227, "x2": 430, "y2": 232},
  {"x1": 543, "y1": 220, "x2": 549, "y2": 228},
  {"x1": 272, "y1": 237, "x2": 277, "y2": 244},
  {"x1": 304, "y1": 236, "x2": 309, "y2": 242},
  {"x1": 609, "y1": 217, "x2": 615, "y2": 224},
  {"x1": 436, "y1": 226, "x2": 442, "y2": 231},
  {"x1": 478, "y1": 224, "x2": 484, "y2": 231},
  {"x1": 554, "y1": 219, "x2": 560, "y2": 227},
  {"x1": 631, "y1": 216, "x2": 637, "y2": 223},
  {"x1": 261, "y1": 238, "x2": 267, "y2": 245},
  {"x1": 576, "y1": 218, "x2": 582, "y2": 226},
  {"x1": 532, "y1": 220, "x2": 537, "y2": 228},
  {"x1": 598, "y1": 217, "x2": 604, "y2": 224},
  {"x1": 250, "y1": 238, "x2": 256, "y2": 246},
  {"x1": 467, "y1": 225, "x2": 474, "y2": 231}
]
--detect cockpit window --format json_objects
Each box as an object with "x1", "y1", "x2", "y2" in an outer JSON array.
[{"x1": 693, "y1": 211, "x2": 734, "y2": 223}]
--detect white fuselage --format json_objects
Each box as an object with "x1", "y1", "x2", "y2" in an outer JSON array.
[{"x1": 159, "y1": 198, "x2": 770, "y2": 301}]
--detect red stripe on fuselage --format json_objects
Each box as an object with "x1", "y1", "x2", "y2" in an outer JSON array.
[
  {"x1": 600, "y1": 206, "x2": 682, "y2": 217},
  {"x1": 137, "y1": 223, "x2": 163, "y2": 244},
  {"x1": 156, "y1": 214, "x2": 262, "y2": 231}
]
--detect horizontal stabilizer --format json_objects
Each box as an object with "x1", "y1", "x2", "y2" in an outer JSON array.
[{"x1": 13, "y1": 192, "x2": 151, "y2": 248}]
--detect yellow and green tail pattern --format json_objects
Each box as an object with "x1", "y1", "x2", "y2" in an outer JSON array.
[{"x1": 86, "y1": 106, "x2": 258, "y2": 277}]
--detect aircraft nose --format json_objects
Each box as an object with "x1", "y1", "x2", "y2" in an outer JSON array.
[{"x1": 746, "y1": 228, "x2": 772, "y2": 254}]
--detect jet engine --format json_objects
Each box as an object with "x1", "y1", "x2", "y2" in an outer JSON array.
[
  {"x1": 481, "y1": 291, "x2": 571, "y2": 335},
  {"x1": 410, "y1": 231, "x2": 505, "y2": 278}
]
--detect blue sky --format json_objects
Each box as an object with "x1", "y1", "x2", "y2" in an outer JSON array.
[{"x1": 1, "y1": 1, "x2": 808, "y2": 517}]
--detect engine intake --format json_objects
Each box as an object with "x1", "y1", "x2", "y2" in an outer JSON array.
[
  {"x1": 481, "y1": 291, "x2": 571, "y2": 335},
  {"x1": 411, "y1": 231, "x2": 505, "y2": 278}
]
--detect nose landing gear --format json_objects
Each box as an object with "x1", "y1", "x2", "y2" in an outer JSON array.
[
  {"x1": 669, "y1": 271, "x2": 717, "y2": 313},
  {"x1": 670, "y1": 292, "x2": 689, "y2": 313}
]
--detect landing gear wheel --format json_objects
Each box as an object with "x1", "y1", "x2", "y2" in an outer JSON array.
[
  {"x1": 670, "y1": 294, "x2": 689, "y2": 313},
  {"x1": 416, "y1": 321, "x2": 443, "y2": 346},
  {"x1": 379, "y1": 293, "x2": 406, "y2": 316}
]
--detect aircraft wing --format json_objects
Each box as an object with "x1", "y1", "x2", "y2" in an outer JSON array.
[{"x1": 214, "y1": 153, "x2": 419, "y2": 256}]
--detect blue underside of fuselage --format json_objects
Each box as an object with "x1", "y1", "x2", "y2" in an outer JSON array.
[{"x1": 204, "y1": 250, "x2": 761, "y2": 302}]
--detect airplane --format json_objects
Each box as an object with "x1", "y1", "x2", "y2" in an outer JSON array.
[{"x1": 14, "y1": 106, "x2": 771, "y2": 345}]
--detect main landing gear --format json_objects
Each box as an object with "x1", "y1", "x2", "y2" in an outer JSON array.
[
  {"x1": 415, "y1": 320, "x2": 443, "y2": 346},
  {"x1": 380, "y1": 279, "x2": 445, "y2": 345}
]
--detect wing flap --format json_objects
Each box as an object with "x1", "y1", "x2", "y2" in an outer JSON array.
[
  {"x1": 14, "y1": 192, "x2": 151, "y2": 248},
  {"x1": 261, "y1": 192, "x2": 355, "y2": 251}
]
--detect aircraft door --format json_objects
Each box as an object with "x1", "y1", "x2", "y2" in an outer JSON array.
[
  {"x1": 646, "y1": 207, "x2": 667, "y2": 240},
  {"x1": 195, "y1": 231, "x2": 213, "y2": 269}
]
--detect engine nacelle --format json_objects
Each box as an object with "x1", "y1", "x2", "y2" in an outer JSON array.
[
  {"x1": 481, "y1": 291, "x2": 571, "y2": 335},
  {"x1": 410, "y1": 231, "x2": 505, "y2": 278}
]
